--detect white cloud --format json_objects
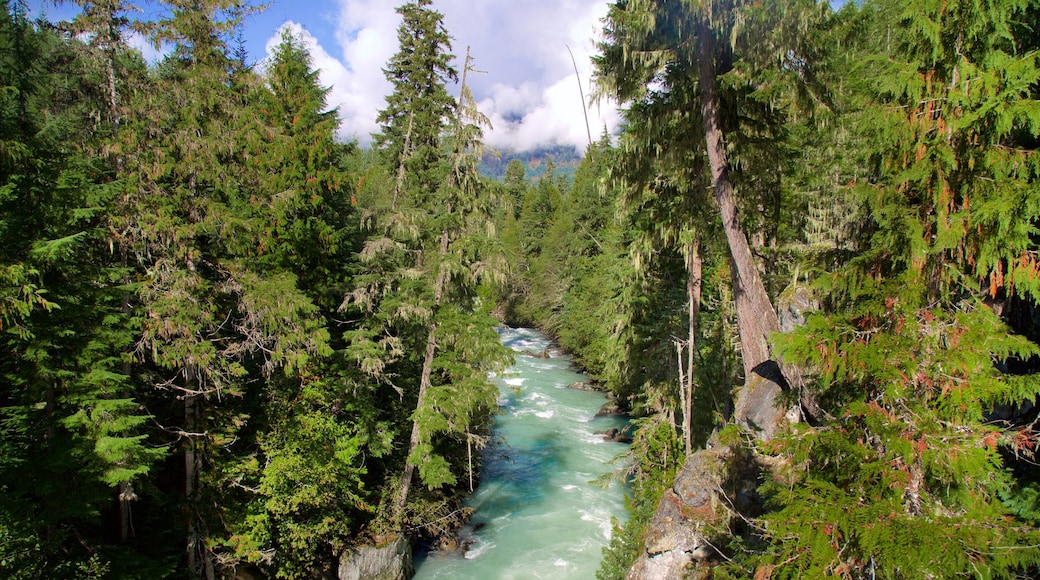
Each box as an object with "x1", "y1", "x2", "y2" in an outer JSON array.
[
  {"x1": 482, "y1": 73, "x2": 620, "y2": 152},
  {"x1": 440, "y1": 0, "x2": 621, "y2": 152},
  {"x1": 126, "y1": 31, "x2": 169, "y2": 64},
  {"x1": 262, "y1": 0, "x2": 620, "y2": 152}
]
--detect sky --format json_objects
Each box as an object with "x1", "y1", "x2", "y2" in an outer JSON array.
[{"x1": 30, "y1": 0, "x2": 622, "y2": 153}]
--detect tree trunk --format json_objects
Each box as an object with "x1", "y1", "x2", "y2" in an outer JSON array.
[
  {"x1": 394, "y1": 224, "x2": 451, "y2": 520},
  {"x1": 184, "y1": 365, "x2": 214, "y2": 580},
  {"x1": 185, "y1": 370, "x2": 199, "y2": 577},
  {"x1": 119, "y1": 248, "x2": 135, "y2": 542},
  {"x1": 684, "y1": 237, "x2": 701, "y2": 456},
  {"x1": 676, "y1": 340, "x2": 689, "y2": 454},
  {"x1": 696, "y1": 16, "x2": 780, "y2": 379},
  {"x1": 392, "y1": 111, "x2": 414, "y2": 211}
]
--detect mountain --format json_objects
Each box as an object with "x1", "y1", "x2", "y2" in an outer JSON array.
[{"x1": 480, "y1": 144, "x2": 583, "y2": 182}]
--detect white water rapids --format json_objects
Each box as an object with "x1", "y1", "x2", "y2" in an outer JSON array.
[{"x1": 412, "y1": 327, "x2": 631, "y2": 579}]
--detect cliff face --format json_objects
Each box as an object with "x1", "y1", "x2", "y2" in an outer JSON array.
[
  {"x1": 338, "y1": 536, "x2": 413, "y2": 580},
  {"x1": 626, "y1": 288, "x2": 815, "y2": 579},
  {"x1": 626, "y1": 368, "x2": 793, "y2": 580}
]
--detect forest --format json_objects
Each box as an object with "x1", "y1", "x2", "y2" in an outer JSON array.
[{"x1": 2, "y1": 0, "x2": 1040, "y2": 578}]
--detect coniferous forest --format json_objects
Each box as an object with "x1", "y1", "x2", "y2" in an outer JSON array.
[{"x1": 3, "y1": 0, "x2": 1040, "y2": 578}]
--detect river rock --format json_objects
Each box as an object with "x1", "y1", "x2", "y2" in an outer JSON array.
[
  {"x1": 568, "y1": 380, "x2": 598, "y2": 391},
  {"x1": 338, "y1": 536, "x2": 412, "y2": 580},
  {"x1": 598, "y1": 427, "x2": 633, "y2": 444},
  {"x1": 521, "y1": 349, "x2": 551, "y2": 359},
  {"x1": 595, "y1": 398, "x2": 626, "y2": 417},
  {"x1": 777, "y1": 283, "x2": 818, "y2": 333}
]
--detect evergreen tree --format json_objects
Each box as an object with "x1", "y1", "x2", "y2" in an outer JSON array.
[
  {"x1": 394, "y1": 45, "x2": 509, "y2": 515},
  {"x1": 502, "y1": 157, "x2": 527, "y2": 219},
  {"x1": 596, "y1": 0, "x2": 831, "y2": 387},
  {"x1": 345, "y1": 2, "x2": 509, "y2": 540},
  {"x1": 593, "y1": 1, "x2": 840, "y2": 577},
  {"x1": 0, "y1": 4, "x2": 166, "y2": 576},
  {"x1": 374, "y1": 0, "x2": 457, "y2": 209},
  {"x1": 741, "y1": 0, "x2": 1040, "y2": 576},
  {"x1": 220, "y1": 29, "x2": 370, "y2": 578},
  {"x1": 118, "y1": 2, "x2": 332, "y2": 576}
]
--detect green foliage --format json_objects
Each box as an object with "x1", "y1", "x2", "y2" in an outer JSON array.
[
  {"x1": 0, "y1": 2, "x2": 371, "y2": 577},
  {"x1": 0, "y1": 6, "x2": 172, "y2": 576},
  {"x1": 10, "y1": 0, "x2": 1040, "y2": 578},
  {"x1": 726, "y1": 0, "x2": 1040, "y2": 577},
  {"x1": 235, "y1": 405, "x2": 369, "y2": 578},
  {"x1": 587, "y1": 0, "x2": 1040, "y2": 578},
  {"x1": 598, "y1": 414, "x2": 681, "y2": 580},
  {"x1": 344, "y1": 5, "x2": 510, "y2": 533}
]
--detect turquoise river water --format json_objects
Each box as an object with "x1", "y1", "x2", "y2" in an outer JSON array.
[{"x1": 412, "y1": 327, "x2": 631, "y2": 579}]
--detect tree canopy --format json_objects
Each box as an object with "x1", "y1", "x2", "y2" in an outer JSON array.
[{"x1": 3, "y1": 0, "x2": 1040, "y2": 578}]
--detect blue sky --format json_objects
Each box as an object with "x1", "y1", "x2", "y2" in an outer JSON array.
[{"x1": 30, "y1": 0, "x2": 620, "y2": 152}]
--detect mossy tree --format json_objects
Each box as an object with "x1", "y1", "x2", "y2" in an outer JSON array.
[{"x1": 739, "y1": 0, "x2": 1040, "y2": 577}]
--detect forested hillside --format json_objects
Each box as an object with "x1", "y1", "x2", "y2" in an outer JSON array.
[
  {"x1": 3, "y1": 0, "x2": 1040, "y2": 578},
  {"x1": 478, "y1": 144, "x2": 582, "y2": 181}
]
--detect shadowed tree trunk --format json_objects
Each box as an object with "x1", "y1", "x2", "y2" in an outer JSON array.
[{"x1": 678, "y1": 236, "x2": 702, "y2": 457}]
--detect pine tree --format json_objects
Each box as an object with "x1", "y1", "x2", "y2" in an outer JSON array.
[
  {"x1": 345, "y1": 7, "x2": 509, "y2": 534},
  {"x1": 394, "y1": 46, "x2": 508, "y2": 514},
  {"x1": 595, "y1": 0, "x2": 834, "y2": 405}
]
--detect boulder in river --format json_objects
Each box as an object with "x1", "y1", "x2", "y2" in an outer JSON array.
[
  {"x1": 595, "y1": 398, "x2": 627, "y2": 417},
  {"x1": 521, "y1": 349, "x2": 551, "y2": 359},
  {"x1": 597, "y1": 427, "x2": 633, "y2": 444},
  {"x1": 567, "y1": 381, "x2": 598, "y2": 391}
]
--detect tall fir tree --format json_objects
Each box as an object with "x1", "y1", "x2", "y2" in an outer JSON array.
[
  {"x1": 345, "y1": 3, "x2": 509, "y2": 537},
  {"x1": 374, "y1": 0, "x2": 457, "y2": 210}
]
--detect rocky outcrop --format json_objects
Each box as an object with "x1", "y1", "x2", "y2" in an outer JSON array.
[
  {"x1": 627, "y1": 449, "x2": 730, "y2": 579},
  {"x1": 777, "y1": 284, "x2": 817, "y2": 333},
  {"x1": 338, "y1": 536, "x2": 413, "y2": 580},
  {"x1": 626, "y1": 285, "x2": 815, "y2": 579},
  {"x1": 626, "y1": 364, "x2": 793, "y2": 579},
  {"x1": 735, "y1": 361, "x2": 799, "y2": 442}
]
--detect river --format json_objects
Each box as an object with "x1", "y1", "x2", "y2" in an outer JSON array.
[{"x1": 412, "y1": 327, "x2": 631, "y2": 579}]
